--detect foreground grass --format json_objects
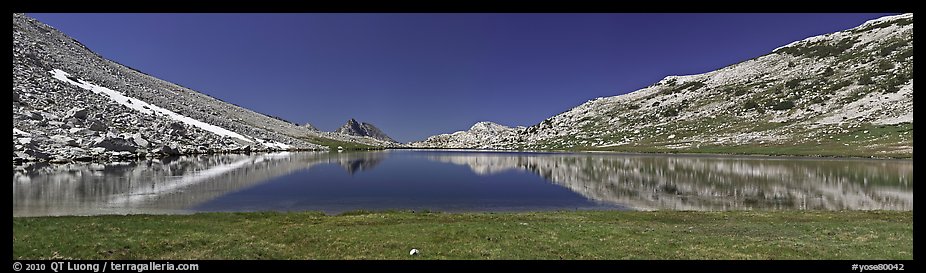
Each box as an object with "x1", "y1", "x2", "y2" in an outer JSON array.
[{"x1": 13, "y1": 211, "x2": 912, "y2": 260}]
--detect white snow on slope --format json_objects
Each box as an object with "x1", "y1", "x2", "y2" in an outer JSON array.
[
  {"x1": 50, "y1": 69, "x2": 253, "y2": 143},
  {"x1": 254, "y1": 138, "x2": 292, "y2": 149}
]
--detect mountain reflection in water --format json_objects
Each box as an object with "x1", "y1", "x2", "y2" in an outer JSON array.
[
  {"x1": 427, "y1": 152, "x2": 912, "y2": 211},
  {"x1": 13, "y1": 150, "x2": 912, "y2": 216}
]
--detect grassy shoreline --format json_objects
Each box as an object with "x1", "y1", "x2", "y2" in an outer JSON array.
[{"x1": 13, "y1": 210, "x2": 912, "y2": 260}]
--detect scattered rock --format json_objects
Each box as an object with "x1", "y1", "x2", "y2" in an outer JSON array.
[
  {"x1": 41, "y1": 112, "x2": 60, "y2": 120},
  {"x1": 26, "y1": 111, "x2": 44, "y2": 120},
  {"x1": 69, "y1": 127, "x2": 92, "y2": 135},
  {"x1": 24, "y1": 149, "x2": 51, "y2": 160}
]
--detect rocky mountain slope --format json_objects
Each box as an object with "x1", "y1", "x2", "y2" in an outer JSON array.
[
  {"x1": 12, "y1": 14, "x2": 393, "y2": 164},
  {"x1": 335, "y1": 119, "x2": 397, "y2": 143},
  {"x1": 410, "y1": 121, "x2": 524, "y2": 148},
  {"x1": 414, "y1": 13, "x2": 914, "y2": 158}
]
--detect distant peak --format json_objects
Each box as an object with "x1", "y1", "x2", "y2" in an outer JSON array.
[
  {"x1": 472, "y1": 121, "x2": 500, "y2": 127},
  {"x1": 335, "y1": 118, "x2": 396, "y2": 143},
  {"x1": 302, "y1": 122, "x2": 319, "y2": 131},
  {"x1": 470, "y1": 121, "x2": 518, "y2": 132}
]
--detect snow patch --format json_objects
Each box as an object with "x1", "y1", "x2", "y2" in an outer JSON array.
[
  {"x1": 254, "y1": 138, "x2": 292, "y2": 149},
  {"x1": 50, "y1": 69, "x2": 253, "y2": 143}
]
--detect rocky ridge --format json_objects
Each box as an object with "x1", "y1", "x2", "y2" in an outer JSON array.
[
  {"x1": 409, "y1": 121, "x2": 524, "y2": 149},
  {"x1": 413, "y1": 13, "x2": 914, "y2": 157}
]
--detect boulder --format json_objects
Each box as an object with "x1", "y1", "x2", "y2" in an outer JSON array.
[
  {"x1": 50, "y1": 134, "x2": 78, "y2": 147},
  {"x1": 13, "y1": 128, "x2": 32, "y2": 137},
  {"x1": 48, "y1": 121, "x2": 66, "y2": 128},
  {"x1": 16, "y1": 137, "x2": 33, "y2": 146},
  {"x1": 153, "y1": 144, "x2": 182, "y2": 156},
  {"x1": 69, "y1": 127, "x2": 92, "y2": 135},
  {"x1": 26, "y1": 111, "x2": 44, "y2": 120},
  {"x1": 169, "y1": 122, "x2": 186, "y2": 132},
  {"x1": 91, "y1": 137, "x2": 138, "y2": 152},
  {"x1": 41, "y1": 112, "x2": 60, "y2": 120},
  {"x1": 167, "y1": 123, "x2": 187, "y2": 137},
  {"x1": 88, "y1": 119, "x2": 107, "y2": 131},
  {"x1": 65, "y1": 107, "x2": 89, "y2": 120},
  {"x1": 130, "y1": 133, "x2": 149, "y2": 148}
]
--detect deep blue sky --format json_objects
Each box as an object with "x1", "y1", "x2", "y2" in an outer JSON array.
[{"x1": 29, "y1": 13, "x2": 894, "y2": 142}]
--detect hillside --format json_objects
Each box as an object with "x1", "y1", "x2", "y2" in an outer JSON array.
[
  {"x1": 414, "y1": 14, "x2": 914, "y2": 158},
  {"x1": 12, "y1": 14, "x2": 392, "y2": 164}
]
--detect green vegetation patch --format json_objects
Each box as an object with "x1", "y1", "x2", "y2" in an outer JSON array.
[
  {"x1": 775, "y1": 39, "x2": 857, "y2": 58},
  {"x1": 13, "y1": 210, "x2": 912, "y2": 260},
  {"x1": 300, "y1": 135, "x2": 380, "y2": 151}
]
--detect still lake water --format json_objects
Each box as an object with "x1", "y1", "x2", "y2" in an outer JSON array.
[{"x1": 12, "y1": 150, "x2": 912, "y2": 217}]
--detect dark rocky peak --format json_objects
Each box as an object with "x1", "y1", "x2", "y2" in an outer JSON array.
[{"x1": 335, "y1": 118, "x2": 397, "y2": 143}]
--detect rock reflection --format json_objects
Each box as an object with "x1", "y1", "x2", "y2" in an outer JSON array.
[
  {"x1": 13, "y1": 151, "x2": 389, "y2": 216},
  {"x1": 428, "y1": 153, "x2": 912, "y2": 211},
  {"x1": 332, "y1": 152, "x2": 385, "y2": 174}
]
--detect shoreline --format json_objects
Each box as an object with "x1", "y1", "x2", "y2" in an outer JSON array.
[{"x1": 12, "y1": 146, "x2": 913, "y2": 167}]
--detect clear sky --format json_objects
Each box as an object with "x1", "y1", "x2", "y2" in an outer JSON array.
[{"x1": 29, "y1": 13, "x2": 894, "y2": 142}]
